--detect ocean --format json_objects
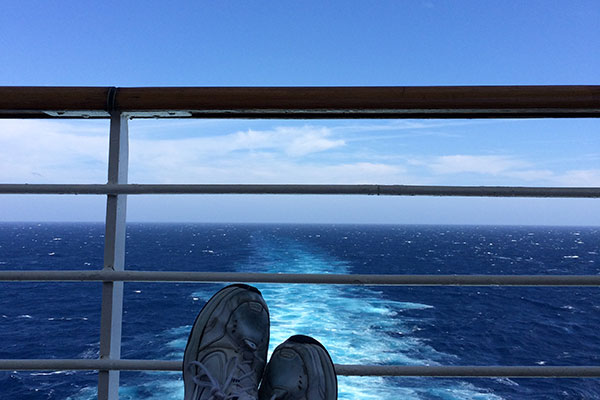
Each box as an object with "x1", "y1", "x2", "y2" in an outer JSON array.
[{"x1": 1, "y1": 223, "x2": 599, "y2": 399}]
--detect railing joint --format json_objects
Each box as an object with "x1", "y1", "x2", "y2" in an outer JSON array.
[{"x1": 106, "y1": 87, "x2": 118, "y2": 113}]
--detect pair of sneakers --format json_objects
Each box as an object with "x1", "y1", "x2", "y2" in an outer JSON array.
[{"x1": 183, "y1": 284, "x2": 338, "y2": 400}]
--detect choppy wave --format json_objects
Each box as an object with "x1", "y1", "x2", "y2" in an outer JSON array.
[{"x1": 5, "y1": 223, "x2": 599, "y2": 399}]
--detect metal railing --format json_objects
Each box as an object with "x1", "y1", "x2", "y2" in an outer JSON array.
[{"x1": 1, "y1": 86, "x2": 599, "y2": 400}]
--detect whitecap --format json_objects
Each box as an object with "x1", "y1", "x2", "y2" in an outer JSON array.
[
  {"x1": 431, "y1": 387, "x2": 503, "y2": 399},
  {"x1": 65, "y1": 386, "x2": 96, "y2": 400},
  {"x1": 394, "y1": 301, "x2": 434, "y2": 310},
  {"x1": 494, "y1": 377, "x2": 520, "y2": 386},
  {"x1": 78, "y1": 348, "x2": 99, "y2": 359},
  {"x1": 30, "y1": 371, "x2": 67, "y2": 376},
  {"x1": 166, "y1": 325, "x2": 191, "y2": 336},
  {"x1": 119, "y1": 377, "x2": 184, "y2": 400},
  {"x1": 166, "y1": 338, "x2": 187, "y2": 350}
]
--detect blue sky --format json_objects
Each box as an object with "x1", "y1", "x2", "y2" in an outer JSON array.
[{"x1": 1, "y1": 1, "x2": 599, "y2": 225}]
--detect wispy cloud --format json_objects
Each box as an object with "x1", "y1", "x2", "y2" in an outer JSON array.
[
  {"x1": 428, "y1": 155, "x2": 529, "y2": 175},
  {"x1": 128, "y1": 126, "x2": 412, "y2": 184},
  {"x1": 330, "y1": 120, "x2": 481, "y2": 136},
  {"x1": 0, "y1": 120, "x2": 108, "y2": 183},
  {"x1": 127, "y1": 125, "x2": 350, "y2": 182},
  {"x1": 422, "y1": 154, "x2": 600, "y2": 186},
  {"x1": 1, "y1": 121, "x2": 410, "y2": 185},
  {"x1": 132, "y1": 125, "x2": 344, "y2": 158},
  {"x1": 2, "y1": 120, "x2": 599, "y2": 188},
  {"x1": 147, "y1": 159, "x2": 407, "y2": 184},
  {"x1": 552, "y1": 169, "x2": 600, "y2": 186}
]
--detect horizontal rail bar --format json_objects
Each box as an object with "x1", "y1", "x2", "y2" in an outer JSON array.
[
  {"x1": 0, "y1": 359, "x2": 180, "y2": 372},
  {"x1": 1, "y1": 184, "x2": 599, "y2": 198},
  {"x1": 1, "y1": 86, "x2": 599, "y2": 119},
  {"x1": 337, "y1": 365, "x2": 600, "y2": 378},
  {"x1": 2, "y1": 270, "x2": 600, "y2": 286},
  {"x1": 2, "y1": 359, "x2": 600, "y2": 377}
]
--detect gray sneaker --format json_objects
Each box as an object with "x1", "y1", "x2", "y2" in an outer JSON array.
[
  {"x1": 183, "y1": 284, "x2": 270, "y2": 400},
  {"x1": 258, "y1": 335, "x2": 337, "y2": 400}
]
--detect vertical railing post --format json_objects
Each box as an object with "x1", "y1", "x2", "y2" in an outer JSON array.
[{"x1": 98, "y1": 112, "x2": 128, "y2": 400}]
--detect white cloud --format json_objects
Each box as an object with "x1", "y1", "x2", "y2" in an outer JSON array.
[
  {"x1": 286, "y1": 131, "x2": 344, "y2": 156},
  {"x1": 233, "y1": 126, "x2": 344, "y2": 156},
  {"x1": 147, "y1": 160, "x2": 407, "y2": 184},
  {"x1": 0, "y1": 120, "x2": 108, "y2": 183},
  {"x1": 428, "y1": 155, "x2": 529, "y2": 175},
  {"x1": 130, "y1": 125, "x2": 344, "y2": 160},
  {"x1": 2, "y1": 120, "x2": 598, "y2": 190},
  {"x1": 552, "y1": 169, "x2": 600, "y2": 187},
  {"x1": 425, "y1": 154, "x2": 600, "y2": 187},
  {"x1": 127, "y1": 125, "x2": 349, "y2": 182},
  {"x1": 504, "y1": 169, "x2": 555, "y2": 182},
  {"x1": 129, "y1": 138, "x2": 408, "y2": 184},
  {"x1": 2, "y1": 120, "x2": 410, "y2": 185}
]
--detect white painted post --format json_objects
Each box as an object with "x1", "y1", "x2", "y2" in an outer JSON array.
[{"x1": 98, "y1": 112, "x2": 128, "y2": 400}]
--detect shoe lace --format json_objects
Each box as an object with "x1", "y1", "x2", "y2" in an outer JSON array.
[{"x1": 188, "y1": 339, "x2": 262, "y2": 400}]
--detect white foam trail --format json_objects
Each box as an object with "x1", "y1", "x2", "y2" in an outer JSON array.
[
  {"x1": 110, "y1": 233, "x2": 502, "y2": 400},
  {"x1": 193, "y1": 236, "x2": 500, "y2": 399}
]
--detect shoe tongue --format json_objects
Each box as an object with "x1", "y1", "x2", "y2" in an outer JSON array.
[
  {"x1": 228, "y1": 358, "x2": 258, "y2": 399},
  {"x1": 240, "y1": 339, "x2": 259, "y2": 366}
]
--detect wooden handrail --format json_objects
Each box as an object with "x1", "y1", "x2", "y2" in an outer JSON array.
[{"x1": 0, "y1": 85, "x2": 599, "y2": 118}]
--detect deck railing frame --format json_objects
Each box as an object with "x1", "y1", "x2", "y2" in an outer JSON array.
[{"x1": 1, "y1": 86, "x2": 599, "y2": 400}]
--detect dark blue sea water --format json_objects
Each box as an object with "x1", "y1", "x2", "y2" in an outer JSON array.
[{"x1": 1, "y1": 223, "x2": 599, "y2": 399}]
